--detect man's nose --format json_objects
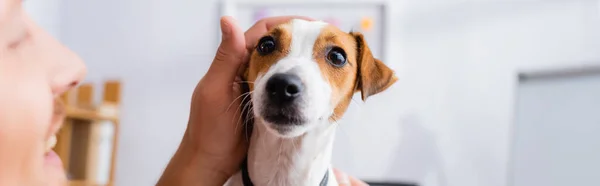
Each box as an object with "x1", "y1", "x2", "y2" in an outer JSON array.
[{"x1": 26, "y1": 15, "x2": 88, "y2": 96}]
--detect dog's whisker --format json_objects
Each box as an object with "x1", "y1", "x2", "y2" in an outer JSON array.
[
  {"x1": 233, "y1": 92, "x2": 253, "y2": 134},
  {"x1": 237, "y1": 98, "x2": 253, "y2": 133},
  {"x1": 231, "y1": 98, "x2": 249, "y2": 134},
  {"x1": 235, "y1": 81, "x2": 256, "y2": 84},
  {"x1": 231, "y1": 107, "x2": 243, "y2": 135},
  {"x1": 232, "y1": 92, "x2": 251, "y2": 129},
  {"x1": 226, "y1": 91, "x2": 253, "y2": 113},
  {"x1": 238, "y1": 101, "x2": 252, "y2": 125}
]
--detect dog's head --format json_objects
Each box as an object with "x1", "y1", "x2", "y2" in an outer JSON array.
[{"x1": 243, "y1": 19, "x2": 397, "y2": 138}]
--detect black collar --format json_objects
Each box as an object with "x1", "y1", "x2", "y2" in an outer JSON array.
[{"x1": 240, "y1": 157, "x2": 330, "y2": 186}]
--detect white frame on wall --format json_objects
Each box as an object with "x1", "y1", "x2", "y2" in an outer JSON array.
[
  {"x1": 506, "y1": 62, "x2": 600, "y2": 186},
  {"x1": 217, "y1": 0, "x2": 392, "y2": 62}
]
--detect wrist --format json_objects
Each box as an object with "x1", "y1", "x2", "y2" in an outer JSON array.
[{"x1": 157, "y1": 135, "x2": 230, "y2": 186}]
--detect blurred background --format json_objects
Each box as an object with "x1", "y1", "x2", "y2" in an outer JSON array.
[{"x1": 23, "y1": 0, "x2": 600, "y2": 186}]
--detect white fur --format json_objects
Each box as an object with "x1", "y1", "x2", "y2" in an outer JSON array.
[{"x1": 225, "y1": 19, "x2": 339, "y2": 186}]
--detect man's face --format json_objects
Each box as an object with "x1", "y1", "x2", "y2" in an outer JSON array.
[{"x1": 0, "y1": 0, "x2": 87, "y2": 185}]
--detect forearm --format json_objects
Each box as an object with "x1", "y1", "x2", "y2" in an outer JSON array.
[{"x1": 157, "y1": 136, "x2": 230, "y2": 186}]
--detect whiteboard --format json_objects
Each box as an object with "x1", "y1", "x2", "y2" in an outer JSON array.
[
  {"x1": 219, "y1": 0, "x2": 389, "y2": 61},
  {"x1": 508, "y1": 66, "x2": 600, "y2": 186}
]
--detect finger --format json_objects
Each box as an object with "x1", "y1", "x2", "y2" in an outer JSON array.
[
  {"x1": 204, "y1": 16, "x2": 247, "y2": 89},
  {"x1": 244, "y1": 15, "x2": 316, "y2": 50},
  {"x1": 348, "y1": 176, "x2": 369, "y2": 186},
  {"x1": 333, "y1": 169, "x2": 351, "y2": 186},
  {"x1": 333, "y1": 169, "x2": 369, "y2": 186}
]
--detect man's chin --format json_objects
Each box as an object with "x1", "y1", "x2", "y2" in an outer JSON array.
[
  {"x1": 44, "y1": 168, "x2": 68, "y2": 186},
  {"x1": 43, "y1": 150, "x2": 68, "y2": 186}
]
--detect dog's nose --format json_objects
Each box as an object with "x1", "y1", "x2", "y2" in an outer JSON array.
[{"x1": 266, "y1": 73, "x2": 304, "y2": 104}]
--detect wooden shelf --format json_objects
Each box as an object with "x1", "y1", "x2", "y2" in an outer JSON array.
[
  {"x1": 65, "y1": 106, "x2": 119, "y2": 123},
  {"x1": 67, "y1": 180, "x2": 86, "y2": 186},
  {"x1": 55, "y1": 80, "x2": 121, "y2": 186}
]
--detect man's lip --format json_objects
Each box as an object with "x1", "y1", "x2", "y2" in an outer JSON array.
[{"x1": 45, "y1": 150, "x2": 64, "y2": 168}]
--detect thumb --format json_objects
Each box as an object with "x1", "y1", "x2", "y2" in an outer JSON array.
[
  {"x1": 335, "y1": 170, "x2": 351, "y2": 186},
  {"x1": 205, "y1": 16, "x2": 247, "y2": 88},
  {"x1": 334, "y1": 169, "x2": 369, "y2": 186}
]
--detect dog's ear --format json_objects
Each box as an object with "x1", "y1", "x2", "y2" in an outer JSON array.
[{"x1": 351, "y1": 32, "x2": 398, "y2": 101}]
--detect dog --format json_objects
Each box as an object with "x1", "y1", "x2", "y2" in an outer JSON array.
[{"x1": 225, "y1": 19, "x2": 398, "y2": 186}]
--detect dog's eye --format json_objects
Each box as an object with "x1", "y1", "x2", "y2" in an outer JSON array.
[
  {"x1": 326, "y1": 47, "x2": 347, "y2": 67},
  {"x1": 257, "y1": 36, "x2": 276, "y2": 55}
]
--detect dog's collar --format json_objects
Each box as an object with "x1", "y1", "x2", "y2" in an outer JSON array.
[{"x1": 240, "y1": 157, "x2": 330, "y2": 186}]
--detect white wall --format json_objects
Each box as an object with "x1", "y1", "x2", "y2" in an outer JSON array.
[
  {"x1": 57, "y1": 1, "x2": 220, "y2": 185},
  {"x1": 373, "y1": 1, "x2": 600, "y2": 186},
  {"x1": 357, "y1": 1, "x2": 600, "y2": 186},
  {"x1": 28, "y1": 0, "x2": 600, "y2": 186},
  {"x1": 23, "y1": 0, "x2": 62, "y2": 37}
]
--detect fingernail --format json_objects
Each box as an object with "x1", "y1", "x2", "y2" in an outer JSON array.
[{"x1": 221, "y1": 18, "x2": 231, "y2": 39}]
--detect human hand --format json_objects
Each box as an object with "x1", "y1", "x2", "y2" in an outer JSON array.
[
  {"x1": 334, "y1": 168, "x2": 370, "y2": 186},
  {"x1": 157, "y1": 15, "x2": 315, "y2": 186}
]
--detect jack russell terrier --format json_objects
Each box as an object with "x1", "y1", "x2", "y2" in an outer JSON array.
[{"x1": 225, "y1": 19, "x2": 397, "y2": 186}]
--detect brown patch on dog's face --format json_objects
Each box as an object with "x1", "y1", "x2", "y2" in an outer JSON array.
[
  {"x1": 245, "y1": 23, "x2": 293, "y2": 92},
  {"x1": 311, "y1": 25, "x2": 359, "y2": 121},
  {"x1": 312, "y1": 26, "x2": 397, "y2": 121}
]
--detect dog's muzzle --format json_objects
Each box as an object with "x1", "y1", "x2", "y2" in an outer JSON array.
[{"x1": 261, "y1": 73, "x2": 306, "y2": 125}]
